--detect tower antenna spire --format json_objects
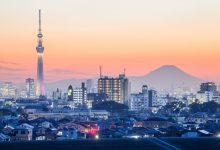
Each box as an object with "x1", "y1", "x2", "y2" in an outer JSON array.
[{"x1": 39, "y1": 9, "x2": 41, "y2": 31}]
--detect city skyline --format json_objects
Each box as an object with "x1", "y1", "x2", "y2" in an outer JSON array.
[
  {"x1": 1, "y1": 1, "x2": 220, "y2": 147},
  {"x1": 1, "y1": 0, "x2": 220, "y2": 83}
]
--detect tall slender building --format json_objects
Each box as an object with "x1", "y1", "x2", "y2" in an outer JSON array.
[
  {"x1": 26, "y1": 78, "x2": 36, "y2": 98},
  {"x1": 36, "y1": 9, "x2": 45, "y2": 96}
]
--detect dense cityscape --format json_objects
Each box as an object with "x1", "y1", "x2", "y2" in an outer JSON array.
[
  {"x1": 0, "y1": 11, "x2": 220, "y2": 143},
  {"x1": 1, "y1": 71, "x2": 220, "y2": 141},
  {"x1": 1, "y1": 1, "x2": 220, "y2": 149}
]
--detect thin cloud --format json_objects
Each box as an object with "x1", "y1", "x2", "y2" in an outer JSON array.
[
  {"x1": 47, "y1": 68, "x2": 96, "y2": 76},
  {"x1": 0, "y1": 66, "x2": 26, "y2": 72},
  {"x1": 0, "y1": 61, "x2": 19, "y2": 65}
]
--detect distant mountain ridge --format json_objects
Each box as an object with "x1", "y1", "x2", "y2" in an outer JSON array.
[
  {"x1": 46, "y1": 65, "x2": 204, "y2": 93},
  {"x1": 129, "y1": 65, "x2": 203, "y2": 92},
  {"x1": 46, "y1": 78, "x2": 90, "y2": 91}
]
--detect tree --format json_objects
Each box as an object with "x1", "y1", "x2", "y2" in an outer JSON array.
[
  {"x1": 158, "y1": 101, "x2": 186, "y2": 115},
  {"x1": 42, "y1": 106, "x2": 49, "y2": 112},
  {"x1": 189, "y1": 101, "x2": 220, "y2": 113},
  {"x1": 189, "y1": 103, "x2": 202, "y2": 113},
  {"x1": 202, "y1": 101, "x2": 219, "y2": 113},
  {"x1": 0, "y1": 108, "x2": 13, "y2": 116},
  {"x1": 17, "y1": 107, "x2": 25, "y2": 114},
  {"x1": 11, "y1": 112, "x2": 17, "y2": 117},
  {"x1": 16, "y1": 107, "x2": 29, "y2": 120}
]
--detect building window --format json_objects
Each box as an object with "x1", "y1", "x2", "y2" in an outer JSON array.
[{"x1": 21, "y1": 130, "x2": 26, "y2": 134}]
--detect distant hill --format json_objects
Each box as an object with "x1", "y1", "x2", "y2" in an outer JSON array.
[{"x1": 46, "y1": 65, "x2": 204, "y2": 93}]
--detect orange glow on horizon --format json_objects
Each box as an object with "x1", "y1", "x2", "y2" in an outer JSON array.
[{"x1": 0, "y1": 0, "x2": 220, "y2": 83}]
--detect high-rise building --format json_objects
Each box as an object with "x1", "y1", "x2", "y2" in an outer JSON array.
[
  {"x1": 98, "y1": 74, "x2": 129, "y2": 104},
  {"x1": 129, "y1": 85, "x2": 160, "y2": 111},
  {"x1": 0, "y1": 82, "x2": 17, "y2": 98},
  {"x1": 200, "y1": 82, "x2": 217, "y2": 92},
  {"x1": 52, "y1": 88, "x2": 62, "y2": 108},
  {"x1": 25, "y1": 78, "x2": 36, "y2": 98},
  {"x1": 36, "y1": 9, "x2": 45, "y2": 96},
  {"x1": 53, "y1": 88, "x2": 62, "y2": 100},
  {"x1": 73, "y1": 82, "x2": 87, "y2": 108},
  {"x1": 196, "y1": 82, "x2": 220, "y2": 103},
  {"x1": 129, "y1": 85, "x2": 149, "y2": 111},
  {"x1": 148, "y1": 89, "x2": 158, "y2": 107},
  {"x1": 86, "y1": 79, "x2": 93, "y2": 93}
]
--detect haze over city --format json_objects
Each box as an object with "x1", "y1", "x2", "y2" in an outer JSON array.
[
  {"x1": 2, "y1": 1, "x2": 220, "y2": 149},
  {"x1": 1, "y1": 0, "x2": 220, "y2": 83}
]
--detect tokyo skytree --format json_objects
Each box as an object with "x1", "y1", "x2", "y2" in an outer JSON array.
[{"x1": 36, "y1": 9, "x2": 45, "y2": 96}]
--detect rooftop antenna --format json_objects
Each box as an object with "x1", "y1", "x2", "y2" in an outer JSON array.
[
  {"x1": 99, "y1": 66, "x2": 102, "y2": 78},
  {"x1": 124, "y1": 68, "x2": 126, "y2": 76}
]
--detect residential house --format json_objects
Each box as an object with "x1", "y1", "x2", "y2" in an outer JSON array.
[
  {"x1": 56, "y1": 127, "x2": 77, "y2": 140},
  {"x1": 12, "y1": 123, "x2": 34, "y2": 141},
  {"x1": 133, "y1": 117, "x2": 173, "y2": 129},
  {"x1": 0, "y1": 133, "x2": 10, "y2": 141}
]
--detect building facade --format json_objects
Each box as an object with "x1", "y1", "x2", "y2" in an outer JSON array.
[
  {"x1": 53, "y1": 88, "x2": 62, "y2": 100},
  {"x1": 129, "y1": 85, "x2": 160, "y2": 111},
  {"x1": 73, "y1": 83, "x2": 88, "y2": 108},
  {"x1": 86, "y1": 79, "x2": 93, "y2": 93},
  {"x1": 148, "y1": 89, "x2": 158, "y2": 107},
  {"x1": 0, "y1": 82, "x2": 16, "y2": 98},
  {"x1": 26, "y1": 78, "x2": 35, "y2": 98},
  {"x1": 98, "y1": 74, "x2": 129, "y2": 104},
  {"x1": 129, "y1": 85, "x2": 149, "y2": 111},
  {"x1": 196, "y1": 82, "x2": 220, "y2": 103},
  {"x1": 200, "y1": 82, "x2": 217, "y2": 92}
]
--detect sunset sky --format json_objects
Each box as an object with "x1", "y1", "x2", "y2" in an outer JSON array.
[{"x1": 0, "y1": 0, "x2": 220, "y2": 83}]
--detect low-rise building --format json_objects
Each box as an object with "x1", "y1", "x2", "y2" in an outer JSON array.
[
  {"x1": 133, "y1": 117, "x2": 173, "y2": 129},
  {"x1": 28, "y1": 109, "x2": 109, "y2": 120},
  {"x1": 57, "y1": 127, "x2": 77, "y2": 140},
  {"x1": 11, "y1": 123, "x2": 34, "y2": 141},
  {"x1": 0, "y1": 133, "x2": 10, "y2": 141}
]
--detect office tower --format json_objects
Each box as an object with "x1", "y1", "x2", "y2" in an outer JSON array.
[
  {"x1": 67, "y1": 85, "x2": 73, "y2": 101},
  {"x1": 25, "y1": 78, "x2": 36, "y2": 98},
  {"x1": 98, "y1": 74, "x2": 129, "y2": 104},
  {"x1": 36, "y1": 9, "x2": 45, "y2": 96},
  {"x1": 73, "y1": 83, "x2": 87, "y2": 108},
  {"x1": 200, "y1": 82, "x2": 217, "y2": 92}
]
